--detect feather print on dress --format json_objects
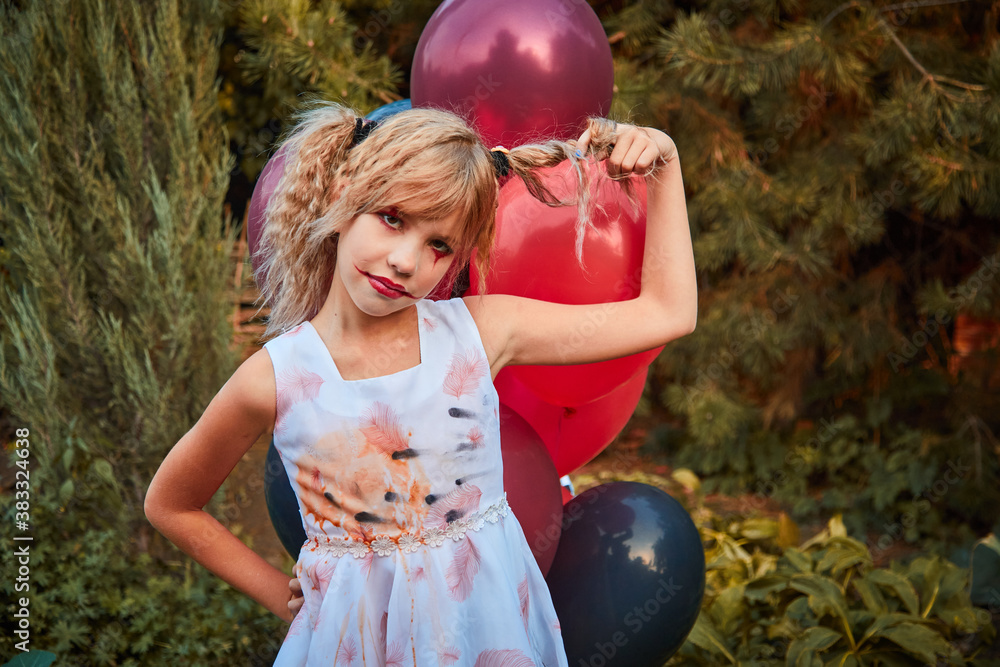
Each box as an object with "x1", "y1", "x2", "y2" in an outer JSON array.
[
  {"x1": 518, "y1": 575, "x2": 530, "y2": 636},
  {"x1": 446, "y1": 535, "x2": 481, "y2": 602},
  {"x1": 438, "y1": 645, "x2": 461, "y2": 665},
  {"x1": 443, "y1": 349, "x2": 488, "y2": 399},
  {"x1": 335, "y1": 634, "x2": 358, "y2": 666},
  {"x1": 284, "y1": 604, "x2": 308, "y2": 641},
  {"x1": 385, "y1": 640, "x2": 408, "y2": 667},
  {"x1": 473, "y1": 649, "x2": 537, "y2": 667},
  {"x1": 360, "y1": 401, "x2": 410, "y2": 456},
  {"x1": 467, "y1": 425, "x2": 485, "y2": 448},
  {"x1": 427, "y1": 484, "x2": 482, "y2": 528},
  {"x1": 274, "y1": 366, "x2": 324, "y2": 434},
  {"x1": 359, "y1": 550, "x2": 375, "y2": 577},
  {"x1": 315, "y1": 558, "x2": 337, "y2": 597}
]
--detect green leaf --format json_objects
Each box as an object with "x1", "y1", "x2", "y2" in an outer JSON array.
[
  {"x1": 789, "y1": 573, "x2": 851, "y2": 626},
  {"x1": 685, "y1": 614, "x2": 737, "y2": 664},
  {"x1": 783, "y1": 548, "x2": 814, "y2": 573},
  {"x1": 710, "y1": 584, "x2": 746, "y2": 634},
  {"x1": 2, "y1": 652, "x2": 57, "y2": 667},
  {"x1": 59, "y1": 478, "x2": 74, "y2": 504},
  {"x1": 788, "y1": 626, "x2": 844, "y2": 658},
  {"x1": 852, "y1": 576, "x2": 887, "y2": 615},
  {"x1": 867, "y1": 569, "x2": 920, "y2": 616},
  {"x1": 740, "y1": 517, "x2": 779, "y2": 541},
  {"x1": 825, "y1": 650, "x2": 860, "y2": 667},
  {"x1": 745, "y1": 575, "x2": 788, "y2": 602},
  {"x1": 671, "y1": 467, "x2": 702, "y2": 495},
  {"x1": 816, "y1": 548, "x2": 868, "y2": 578},
  {"x1": 828, "y1": 515, "x2": 848, "y2": 538},
  {"x1": 92, "y1": 458, "x2": 117, "y2": 488},
  {"x1": 971, "y1": 533, "x2": 1000, "y2": 607},
  {"x1": 858, "y1": 612, "x2": 914, "y2": 646},
  {"x1": 875, "y1": 622, "x2": 955, "y2": 664}
]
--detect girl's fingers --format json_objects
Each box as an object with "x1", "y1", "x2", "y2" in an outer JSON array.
[
  {"x1": 288, "y1": 577, "x2": 304, "y2": 618},
  {"x1": 289, "y1": 596, "x2": 304, "y2": 617},
  {"x1": 606, "y1": 126, "x2": 633, "y2": 177},
  {"x1": 575, "y1": 128, "x2": 592, "y2": 157},
  {"x1": 618, "y1": 135, "x2": 649, "y2": 175},
  {"x1": 633, "y1": 143, "x2": 662, "y2": 174}
]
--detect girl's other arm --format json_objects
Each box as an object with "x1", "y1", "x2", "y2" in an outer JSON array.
[
  {"x1": 469, "y1": 125, "x2": 697, "y2": 373},
  {"x1": 143, "y1": 349, "x2": 295, "y2": 622}
]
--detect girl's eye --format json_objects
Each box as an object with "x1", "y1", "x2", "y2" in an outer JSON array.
[
  {"x1": 430, "y1": 239, "x2": 453, "y2": 256},
  {"x1": 377, "y1": 210, "x2": 402, "y2": 228}
]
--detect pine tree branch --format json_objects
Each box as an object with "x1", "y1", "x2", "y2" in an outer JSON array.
[
  {"x1": 876, "y1": 17, "x2": 986, "y2": 94},
  {"x1": 820, "y1": 2, "x2": 862, "y2": 30},
  {"x1": 878, "y1": 0, "x2": 972, "y2": 13},
  {"x1": 823, "y1": 0, "x2": 974, "y2": 29},
  {"x1": 878, "y1": 18, "x2": 932, "y2": 78}
]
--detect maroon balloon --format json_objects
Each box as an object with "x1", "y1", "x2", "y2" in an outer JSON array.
[
  {"x1": 247, "y1": 148, "x2": 288, "y2": 279},
  {"x1": 412, "y1": 0, "x2": 613, "y2": 148},
  {"x1": 497, "y1": 366, "x2": 648, "y2": 476},
  {"x1": 500, "y1": 405, "x2": 563, "y2": 575}
]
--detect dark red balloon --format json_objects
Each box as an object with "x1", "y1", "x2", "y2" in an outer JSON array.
[
  {"x1": 471, "y1": 159, "x2": 661, "y2": 406},
  {"x1": 499, "y1": 405, "x2": 563, "y2": 575},
  {"x1": 247, "y1": 148, "x2": 287, "y2": 280},
  {"x1": 496, "y1": 365, "x2": 648, "y2": 476},
  {"x1": 412, "y1": 0, "x2": 613, "y2": 148}
]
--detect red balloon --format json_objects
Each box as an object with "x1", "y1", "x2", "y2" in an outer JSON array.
[
  {"x1": 499, "y1": 405, "x2": 563, "y2": 575},
  {"x1": 496, "y1": 365, "x2": 648, "y2": 476},
  {"x1": 247, "y1": 149, "x2": 288, "y2": 279},
  {"x1": 471, "y1": 159, "x2": 661, "y2": 406},
  {"x1": 411, "y1": 0, "x2": 613, "y2": 148}
]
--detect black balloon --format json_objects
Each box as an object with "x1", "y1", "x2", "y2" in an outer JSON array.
[
  {"x1": 264, "y1": 440, "x2": 306, "y2": 559},
  {"x1": 546, "y1": 482, "x2": 705, "y2": 666}
]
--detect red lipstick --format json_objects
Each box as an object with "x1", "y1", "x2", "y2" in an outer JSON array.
[{"x1": 359, "y1": 268, "x2": 413, "y2": 299}]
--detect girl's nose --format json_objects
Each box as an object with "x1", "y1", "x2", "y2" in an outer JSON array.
[{"x1": 387, "y1": 242, "x2": 419, "y2": 276}]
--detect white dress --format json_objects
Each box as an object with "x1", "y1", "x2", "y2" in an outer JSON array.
[{"x1": 264, "y1": 298, "x2": 568, "y2": 667}]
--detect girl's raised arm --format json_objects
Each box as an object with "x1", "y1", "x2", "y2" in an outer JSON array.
[
  {"x1": 144, "y1": 349, "x2": 295, "y2": 621},
  {"x1": 468, "y1": 124, "x2": 696, "y2": 375}
]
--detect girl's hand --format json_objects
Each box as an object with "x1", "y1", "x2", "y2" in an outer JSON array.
[
  {"x1": 288, "y1": 577, "x2": 304, "y2": 620},
  {"x1": 576, "y1": 123, "x2": 677, "y2": 179}
]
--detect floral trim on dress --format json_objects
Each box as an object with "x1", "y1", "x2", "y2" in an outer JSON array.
[{"x1": 306, "y1": 495, "x2": 510, "y2": 558}]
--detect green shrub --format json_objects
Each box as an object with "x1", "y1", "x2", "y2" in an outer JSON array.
[{"x1": 669, "y1": 515, "x2": 996, "y2": 665}]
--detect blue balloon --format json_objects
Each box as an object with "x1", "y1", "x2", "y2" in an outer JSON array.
[
  {"x1": 546, "y1": 482, "x2": 705, "y2": 666},
  {"x1": 264, "y1": 440, "x2": 307, "y2": 559},
  {"x1": 366, "y1": 98, "x2": 412, "y2": 122}
]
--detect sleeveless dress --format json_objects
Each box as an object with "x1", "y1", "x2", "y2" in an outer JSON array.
[{"x1": 264, "y1": 298, "x2": 568, "y2": 667}]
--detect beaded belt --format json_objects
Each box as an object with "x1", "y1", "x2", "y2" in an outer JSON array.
[{"x1": 306, "y1": 495, "x2": 510, "y2": 558}]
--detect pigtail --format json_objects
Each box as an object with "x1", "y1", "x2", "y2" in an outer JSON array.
[
  {"x1": 256, "y1": 103, "x2": 360, "y2": 338},
  {"x1": 504, "y1": 117, "x2": 634, "y2": 261}
]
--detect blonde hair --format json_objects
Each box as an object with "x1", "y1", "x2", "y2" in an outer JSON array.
[{"x1": 255, "y1": 102, "x2": 621, "y2": 338}]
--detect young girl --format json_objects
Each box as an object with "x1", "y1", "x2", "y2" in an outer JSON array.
[{"x1": 145, "y1": 103, "x2": 695, "y2": 666}]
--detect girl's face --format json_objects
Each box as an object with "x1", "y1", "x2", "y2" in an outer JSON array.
[{"x1": 334, "y1": 207, "x2": 464, "y2": 317}]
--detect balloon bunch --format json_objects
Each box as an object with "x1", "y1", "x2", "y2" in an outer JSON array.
[{"x1": 253, "y1": 0, "x2": 705, "y2": 662}]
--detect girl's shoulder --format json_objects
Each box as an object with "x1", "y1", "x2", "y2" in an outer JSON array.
[
  {"x1": 207, "y1": 348, "x2": 277, "y2": 437},
  {"x1": 423, "y1": 297, "x2": 480, "y2": 335}
]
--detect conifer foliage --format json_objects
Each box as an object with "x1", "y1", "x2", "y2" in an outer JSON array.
[
  {"x1": 0, "y1": 0, "x2": 233, "y2": 529},
  {"x1": 0, "y1": 0, "x2": 281, "y2": 662},
  {"x1": 613, "y1": 0, "x2": 1000, "y2": 538}
]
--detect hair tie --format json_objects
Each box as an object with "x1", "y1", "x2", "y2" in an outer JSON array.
[
  {"x1": 351, "y1": 118, "x2": 378, "y2": 147},
  {"x1": 490, "y1": 146, "x2": 511, "y2": 178}
]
